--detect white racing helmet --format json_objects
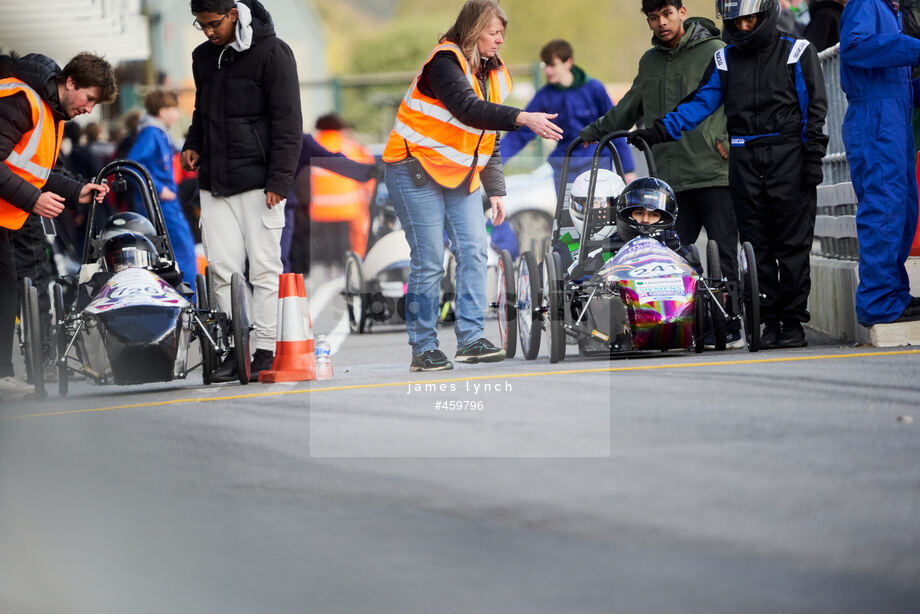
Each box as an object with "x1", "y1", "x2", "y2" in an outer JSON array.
[{"x1": 568, "y1": 168, "x2": 626, "y2": 241}]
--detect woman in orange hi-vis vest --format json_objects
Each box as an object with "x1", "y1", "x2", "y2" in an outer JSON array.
[{"x1": 383, "y1": 0, "x2": 562, "y2": 372}]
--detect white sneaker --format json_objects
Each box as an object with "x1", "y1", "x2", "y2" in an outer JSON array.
[
  {"x1": 725, "y1": 330, "x2": 745, "y2": 349},
  {"x1": 0, "y1": 376, "x2": 34, "y2": 402}
]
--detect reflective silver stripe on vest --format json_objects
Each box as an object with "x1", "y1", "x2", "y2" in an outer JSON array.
[
  {"x1": 403, "y1": 96, "x2": 484, "y2": 137},
  {"x1": 496, "y1": 67, "x2": 511, "y2": 102},
  {"x1": 0, "y1": 81, "x2": 51, "y2": 180},
  {"x1": 393, "y1": 120, "x2": 477, "y2": 167}
]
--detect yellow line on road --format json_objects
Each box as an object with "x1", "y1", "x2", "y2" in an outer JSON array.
[{"x1": 5, "y1": 348, "x2": 919, "y2": 420}]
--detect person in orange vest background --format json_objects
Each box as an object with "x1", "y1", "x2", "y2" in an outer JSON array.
[
  {"x1": 311, "y1": 113, "x2": 376, "y2": 263},
  {"x1": 382, "y1": 0, "x2": 562, "y2": 372},
  {"x1": 0, "y1": 51, "x2": 115, "y2": 399}
]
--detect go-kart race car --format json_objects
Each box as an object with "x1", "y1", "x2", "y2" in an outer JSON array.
[
  {"x1": 492, "y1": 131, "x2": 761, "y2": 363},
  {"x1": 343, "y1": 180, "x2": 494, "y2": 333},
  {"x1": 28, "y1": 159, "x2": 250, "y2": 398}
]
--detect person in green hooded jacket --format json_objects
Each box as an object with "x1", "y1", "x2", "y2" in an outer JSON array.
[{"x1": 581, "y1": 0, "x2": 740, "y2": 346}]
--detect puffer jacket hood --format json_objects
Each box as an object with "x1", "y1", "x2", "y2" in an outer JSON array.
[
  {"x1": 214, "y1": 0, "x2": 275, "y2": 67},
  {"x1": 0, "y1": 53, "x2": 65, "y2": 118},
  {"x1": 723, "y1": 1, "x2": 780, "y2": 51}
]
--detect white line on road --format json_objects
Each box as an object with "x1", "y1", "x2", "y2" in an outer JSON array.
[{"x1": 307, "y1": 275, "x2": 343, "y2": 321}]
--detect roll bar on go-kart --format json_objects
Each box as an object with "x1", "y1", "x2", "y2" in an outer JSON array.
[
  {"x1": 552, "y1": 131, "x2": 658, "y2": 271},
  {"x1": 81, "y1": 159, "x2": 177, "y2": 265}
]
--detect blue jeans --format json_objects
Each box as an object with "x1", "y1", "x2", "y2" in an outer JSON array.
[{"x1": 385, "y1": 160, "x2": 488, "y2": 354}]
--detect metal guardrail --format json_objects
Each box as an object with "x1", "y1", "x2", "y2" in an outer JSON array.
[
  {"x1": 819, "y1": 44, "x2": 850, "y2": 186},
  {"x1": 814, "y1": 44, "x2": 859, "y2": 260},
  {"x1": 814, "y1": 182, "x2": 858, "y2": 260}
]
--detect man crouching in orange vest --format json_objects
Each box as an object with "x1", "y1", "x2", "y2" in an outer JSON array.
[{"x1": 0, "y1": 52, "x2": 116, "y2": 399}]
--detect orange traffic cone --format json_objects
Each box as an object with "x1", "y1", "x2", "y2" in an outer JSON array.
[{"x1": 258, "y1": 273, "x2": 316, "y2": 383}]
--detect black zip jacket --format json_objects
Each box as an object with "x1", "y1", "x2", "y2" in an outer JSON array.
[
  {"x1": 417, "y1": 52, "x2": 521, "y2": 197},
  {"x1": 0, "y1": 53, "x2": 85, "y2": 213},
  {"x1": 183, "y1": 0, "x2": 302, "y2": 198},
  {"x1": 655, "y1": 8, "x2": 828, "y2": 177}
]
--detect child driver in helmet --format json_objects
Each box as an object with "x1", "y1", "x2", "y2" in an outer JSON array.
[{"x1": 557, "y1": 170, "x2": 700, "y2": 278}]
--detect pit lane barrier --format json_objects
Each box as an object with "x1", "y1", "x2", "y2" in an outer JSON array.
[{"x1": 258, "y1": 273, "x2": 317, "y2": 383}]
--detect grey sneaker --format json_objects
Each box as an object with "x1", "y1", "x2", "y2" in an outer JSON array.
[
  {"x1": 0, "y1": 376, "x2": 34, "y2": 402},
  {"x1": 454, "y1": 338, "x2": 506, "y2": 363},
  {"x1": 410, "y1": 349, "x2": 454, "y2": 372}
]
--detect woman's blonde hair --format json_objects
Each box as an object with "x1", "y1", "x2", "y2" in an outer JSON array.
[{"x1": 439, "y1": 0, "x2": 508, "y2": 74}]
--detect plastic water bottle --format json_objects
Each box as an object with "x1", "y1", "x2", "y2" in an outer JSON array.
[{"x1": 315, "y1": 335, "x2": 333, "y2": 380}]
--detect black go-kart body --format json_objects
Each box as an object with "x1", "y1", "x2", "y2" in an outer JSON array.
[{"x1": 31, "y1": 159, "x2": 252, "y2": 398}]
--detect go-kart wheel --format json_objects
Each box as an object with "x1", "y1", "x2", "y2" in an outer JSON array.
[
  {"x1": 230, "y1": 272, "x2": 251, "y2": 385},
  {"x1": 517, "y1": 251, "x2": 542, "y2": 360},
  {"x1": 52, "y1": 283, "x2": 69, "y2": 397},
  {"x1": 196, "y1": 273, "x2": 218, "y2": 385},
  {"x1": 706, "y1": 240, "x2": 727, "y2": 351},
  {"x1": 706, "y1": 239, "x2": 722, "y2": 281},
  {"x1": 496, "y1": 249, "x2": 517, "y2": 359},
  {"x1": 544, "y1": 250, "x2": 565, "y2": 364},
  {"x1": 344, "y1": 251, "x2": 368, "y2": 334},
  {"x1": 739, "y1": 241, "x2": 761, "y2": 352},
  {"x1": 694, "y1": 282, "x2": 706, "y2": 354},
  {"x1": 438, "y1": 251, "x2": 457, "y2": 324},
  {"x1": 205, "y1": 265, "x2": 216, "y2": 309},
  {"x1": 196, "y1": 273, "x2": 210, "y2": 310},
  {"x1": 21, "y1": 279, "x2": 45, "y2": 399}
]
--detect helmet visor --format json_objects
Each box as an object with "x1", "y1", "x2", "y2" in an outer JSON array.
[
  {"x1": 570, "y1": 195, "x2": 615, "y2": 217},
  {"x1": 619, "y1": 189, "x2": 670, "y2": 215},
  {"x1": 716, "y1": 0, "x2": 769, "y2": 19},
  {"x1": 105, "y1": 247, "x2": 157, "y2": 272}
]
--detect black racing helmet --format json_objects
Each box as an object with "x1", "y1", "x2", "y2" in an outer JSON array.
[
  {"x1": 101, "y1": 211, "x2": 156, "y2": 241},
  {"x1": 616, "y1": 177, "x2": 678, "y2": 241},
  {"x1": 716, "y1": 0, "x2": 775, "y2": 20},
  {"x1": 102, "y1": 231, "x2": 159, "y2": 273}
]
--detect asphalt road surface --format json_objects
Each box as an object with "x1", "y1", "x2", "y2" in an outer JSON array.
[{"x1": 2, "y1": 273, "x2": 919, "y2": 613}]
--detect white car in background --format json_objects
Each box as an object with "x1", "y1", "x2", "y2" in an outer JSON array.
[{"x1": 498, "y1": 163, "x2": 556, "y2": 260}]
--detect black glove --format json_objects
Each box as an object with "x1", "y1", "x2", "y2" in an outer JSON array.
[
  {"x1": 802, "y1": 159, "x2": 823, "y2": 189},
  {"x1": 627, "y1": 120, "x2": 669, "y2": 148},
  {"x1": 579, "y1": 124, "x2": 601, "y2": 143}
]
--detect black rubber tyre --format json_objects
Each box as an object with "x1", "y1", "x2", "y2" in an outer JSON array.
[
  {"x1": 196, "y1": 273, "x2": 218, "y2": 385},
  {"x1": 230, "y1": 272, "x2": 251, "y2": 385},
  {"x1": 740, "y1": 241, "x2": 761, "y2": 352},
  {"x1": 544, "y1": 250, "x2": 565, "y2": 364},
  {"x1": 344, "y1": 251, "x2": 368, "y2": 334},
  {"x1": 22, "y1": 280, "x2": 45, "y2": 399},
  {"x1": 694, "y1": 282, "x2": 706, "y2": 354},
  {"x1": 52, "y1": 283, "x2": 69, "y2": 397},
  {"x1": 517, "y1": 251, "x2": 542, "y2": 360},
  {"x1": 438, "y1": 251, "x2": 457, "y2": 324},
  {"x1": 706, "y1": 239, "x2": 727, "y2": 351},
  {"x1": 496, "y1": 249, "x2": 517, "y2": 359}
]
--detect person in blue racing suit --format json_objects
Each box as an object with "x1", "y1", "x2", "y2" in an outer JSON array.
[{"x1": 840, "y1": 0, "x2": 920, "y2": 325}]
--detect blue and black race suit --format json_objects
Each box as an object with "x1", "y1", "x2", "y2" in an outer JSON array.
[{"x1": 654, "y1": 24, "x2": 828, "y2": 325}]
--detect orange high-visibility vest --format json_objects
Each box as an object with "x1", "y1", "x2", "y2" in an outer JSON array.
[
  {"x1": 0, "y1": 77, "x2": 64, "y2": 230},
  {"x1": 311, "y1": 129, "x2": 374, "y2": 223},
  {"x1": 382, "y1": 43, "x2": 512, "y2": 193}
]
